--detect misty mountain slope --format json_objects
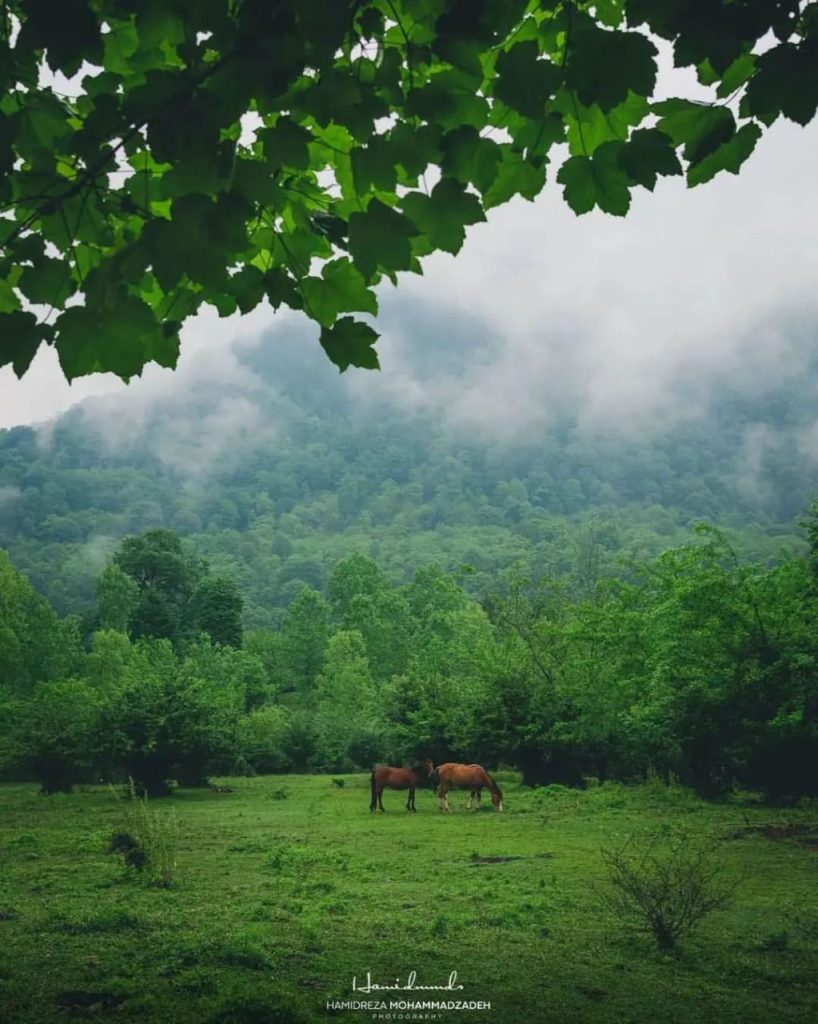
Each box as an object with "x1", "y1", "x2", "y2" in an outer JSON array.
[{"x1": 1, "y1": 300, "x2": 817, "y2": 626}]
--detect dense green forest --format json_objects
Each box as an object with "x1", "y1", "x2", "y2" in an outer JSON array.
[
  {"x1": 2, "y1": 310, "x2": 818, "y2": 801},
  {"x1": 1, "y1": 304, "x2": 817, "y2": 628}
]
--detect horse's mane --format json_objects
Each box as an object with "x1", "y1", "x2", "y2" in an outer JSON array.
[{"x1": 483, "y1": 768, "x2": 502, "y2": 799}]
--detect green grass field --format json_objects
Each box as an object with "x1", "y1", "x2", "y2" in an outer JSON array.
[{"x1": 1, "y1": 775, "x2": 817, "y2": 1024}]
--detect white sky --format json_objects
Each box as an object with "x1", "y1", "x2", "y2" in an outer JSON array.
[{"x1": 1, "y1": 112, "x2": 817, "y2": 432}]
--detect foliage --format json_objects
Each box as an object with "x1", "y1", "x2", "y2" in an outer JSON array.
[
  {"x1": 0, "y1": 549, "x2": 80, "y2": 695},
  {"x1": 192, "y1": 575, "x2": 244, "y2": 648},
  {"x1": 3, "y1": 507, "x2": 818, "y2": 796},
  {"x1": 10, "y1": 679, "x2": 101, "y2": 793},
  {"x1": 1, "y1": 1, "x2": 815, "y2": 379},
  {"x1": 98, "y1": 635, "x2": 243, "y2": 794},
  {"x1": 235, "y1": 705, "x2": 293, "y2": 775},
  {"x1": 599, "y1": 829, "x2": 736, "y2": 951},
  {"x1": 113, "y1": 528, "x2": 203, "y2": 646}
]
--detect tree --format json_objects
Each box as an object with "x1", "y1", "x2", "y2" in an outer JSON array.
[
  {"x1": 192, "y1": 574, "x2": 244, "y2": 648},
  {"x1": 96, "y1": 562, "x2": 140, "y2": 634},
  {"x1": 274, "y1": 586, "x2": 329, "y2": 695},
  {"x1": 2, "y1": 1, "x2": 815, "y2": 381},
  {"x1": 0, "y1": 549, "x2": 79, "y2": 695},
  {"x1": 313, "y1": 630, "x2": 381, "y2": 771},
  {"x1": 112, "y1": 528, "x2": 203, "y2": 645},
  {"x1": 13, "y1": 680, "x2": 102, "y2": 794},
  {"x1": 100, "y1": 637, "x2": 242, "y2": 794}
]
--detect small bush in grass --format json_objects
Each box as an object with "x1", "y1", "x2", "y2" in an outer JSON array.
[
  {"x1": 598, "y1": 829, "x2": 736, "y2": 952},
  {"x1": 109, "y1": 779, "x2": 178, "y2": 886}
]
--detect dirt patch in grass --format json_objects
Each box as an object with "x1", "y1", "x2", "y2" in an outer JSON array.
[
  {"x1": 727, "y1": 823, "x2": 818, "y2": 845},
  {"x1": 469, "y1": 852, "x2": 555, "y2": 866},
  {"x1": 55, "y1": 990, "x2": 126, "y2": 1014}
]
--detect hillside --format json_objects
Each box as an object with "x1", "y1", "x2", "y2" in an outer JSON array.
[{"x1": 1, "y1": 300, "x2": 817, "y2": 626}]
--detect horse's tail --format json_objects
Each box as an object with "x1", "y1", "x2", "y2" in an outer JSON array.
[
  {"x1": 370, "y1": 769, "x2": 376, "y2": 811},
  {"x1": 484, "y1": 770, "x2": 503, "y2": 811}
]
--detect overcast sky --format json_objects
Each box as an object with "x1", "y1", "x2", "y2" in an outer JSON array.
[{"x1": 1, "y1": 109, "x2": 817, "y2": 433}]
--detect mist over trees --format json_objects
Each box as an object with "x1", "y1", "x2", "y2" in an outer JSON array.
[{"x1": 1, "y1": 314, "x2": 817, "y2": 629}]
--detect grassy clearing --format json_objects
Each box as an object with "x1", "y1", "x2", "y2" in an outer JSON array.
[{"x1": 0, "y1": 775, "x2": 817, "y2": 1024}]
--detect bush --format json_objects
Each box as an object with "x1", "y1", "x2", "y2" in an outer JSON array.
[
  {"x1": 237, "y1": 705, "x2": 292, "y2": 774},
  {"x1": 109, "y1": 780, "x2": 178, "y2": 886},
  {"x1": 599, "y1": 829, "x2": 736, "y2": 951},
  {"x1": 14, "y1": 681, "x2": 101, "y2": 794}
]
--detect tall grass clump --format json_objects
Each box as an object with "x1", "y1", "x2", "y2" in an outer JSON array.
[
  {"x1": 599, "y1": 829, "x2": 736, "y2": 952},
  {"x1": 109, "y1": 778, "x2": 178, "y2": 887}
]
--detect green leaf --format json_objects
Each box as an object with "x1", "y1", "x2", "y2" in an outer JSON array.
[
  {"x1": 351, "y1": 139, "x2": 398, "y2": 195},
  {"x1": 227, "y1": 266, "x2": 266, "y2": 314},
  {"x1": 687, "y1": 123, "x2": 761, "y2": 187},
  {"x1": 17, "y1": 0, "x2": 101, "y2": 76},
  {"x1": 715, "y1": 53, "x2": 756, "y2": 100},
  {"x1": 260, "y1": 117, "x2": 312, "y2": 172},
  {"x1": 654, "y1": 101, "x2": 735, "y2": 164},
  {"x1": 618, "y1": 128, "x2": 682, "y2": 191},
  {"x1": 566, "y1": 25, "x2": 657, "y2": 112},
  {"x1": 557, "y1": 142, "x2": 631, "y2": 215},
  {"x1": 0, "y1": 311, "x2": 44, "y2": 377},
  {"x1": 348, "y1": 200, "x2": 418, "y2": 281},
  {"x1": 301, "y1": 259, "x2": 377, "y2": 328},
  {"x1": 319, "y1": 316, "x2": 380, "y2": 372},
  {"x1": 555, "y1": 89, "x2": 649, "y2": 156},
  {"x1": 18, "y1": 257, "x2": 76, "y2": 306},
  {"x1": 482, "y1": 148, "x2": 547, "y2": 210},
  {"x1": 439, "y1": 125, "x2": 503, "y2": 196},
  {"x1": 402, "y1": 179, "x2": 486, "y2": 256},
  {"x1": 55, "y1": 295, "x2": 168, "y2": 381},
  {"x1": 494, "y1": 42, "x2": 562, "y2": 118},
  {"x1": 0, "y1": 276, "x2": 20, "y2": 313},
  {"x1": 744, "y1": 43, "x2": 818, "y2": 127}
]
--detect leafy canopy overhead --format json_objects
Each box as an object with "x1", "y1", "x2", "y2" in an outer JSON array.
[{"x1": 0, "y1": 0, "x2": 816, "y2": 378}]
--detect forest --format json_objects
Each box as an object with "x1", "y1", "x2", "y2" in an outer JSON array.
[
  {"x1": 3, "y1": 499, "x2": 818, "y2": 802},
  {"x1": 2, "y1": 307, "x2": 818, "y2": 802},
  {"x1": 2, "y1": 305, "x2": 818, "y2": 629}
]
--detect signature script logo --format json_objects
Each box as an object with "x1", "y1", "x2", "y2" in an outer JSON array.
[{"x1": 352, "y1": 971, "x2": 464, "y2": 994}]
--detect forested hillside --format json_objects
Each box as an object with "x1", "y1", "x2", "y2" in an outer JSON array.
[
  {"x1": 3, "y1": 304, "x2": 818, "y2": 798},
  {"x1": 1, "y1": 302, "x2": 816, "y2": 626}
]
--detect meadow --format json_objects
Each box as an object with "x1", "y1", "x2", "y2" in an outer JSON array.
[{"x1": 0, "y1": 775, "x2": 816, "y2": 1024}]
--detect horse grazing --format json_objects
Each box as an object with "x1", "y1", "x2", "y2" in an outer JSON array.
[
  {"x1": 370, "y1": 759, "x2": 435, "y2": 812},
  {"x1": 435, "y1": 763, "x2": 503, "y2": 813}
]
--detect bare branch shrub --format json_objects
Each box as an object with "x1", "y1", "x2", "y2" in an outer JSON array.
[{"x1": 599, "y1": 830, "x2": 736, "y2": 951}]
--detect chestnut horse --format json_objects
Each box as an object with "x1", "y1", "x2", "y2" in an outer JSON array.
[
  {"x1": 370, "y1": 759, "x2": 435, "y2": 812},
  {"x1": 435, "y1": 763, "x2": 503, "y2": 813}
]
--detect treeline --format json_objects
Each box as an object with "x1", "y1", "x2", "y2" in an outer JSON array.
[{"x1": 2, "y1": 515, "x2": 818, "y2": 802}]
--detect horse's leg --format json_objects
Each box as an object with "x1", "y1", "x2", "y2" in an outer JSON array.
[
  {"x1": 467, "y1": 790, "x2": 474, "y2": 811},
  {"x1": 378, "y1": 787, "x2": 385, "y2": 812},
  {"x1": 407, "y1": 787, "x2": 416, "y2": 811}
]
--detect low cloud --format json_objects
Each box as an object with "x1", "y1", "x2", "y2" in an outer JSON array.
[{"x1": 0, "y1": 485, "x2": 21, "y2": 503}]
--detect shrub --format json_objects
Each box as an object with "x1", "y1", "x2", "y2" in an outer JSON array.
[
  {"x1": 14, "y1": 681, "x2": 101, "y2": 794},
  {"x1": 599, "y1": 829, "x2": 736, "y2": 951},
  {"x1": 109, "y1": 780, "x2": 178, "y2": 886}
]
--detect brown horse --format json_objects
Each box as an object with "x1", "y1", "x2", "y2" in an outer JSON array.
[
  {"x1": 370, "y1": 759, "x2": 435, "y2": 812},
  {"x1": 435, "y1": 763, "x2": 503, "y2": 813}
]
